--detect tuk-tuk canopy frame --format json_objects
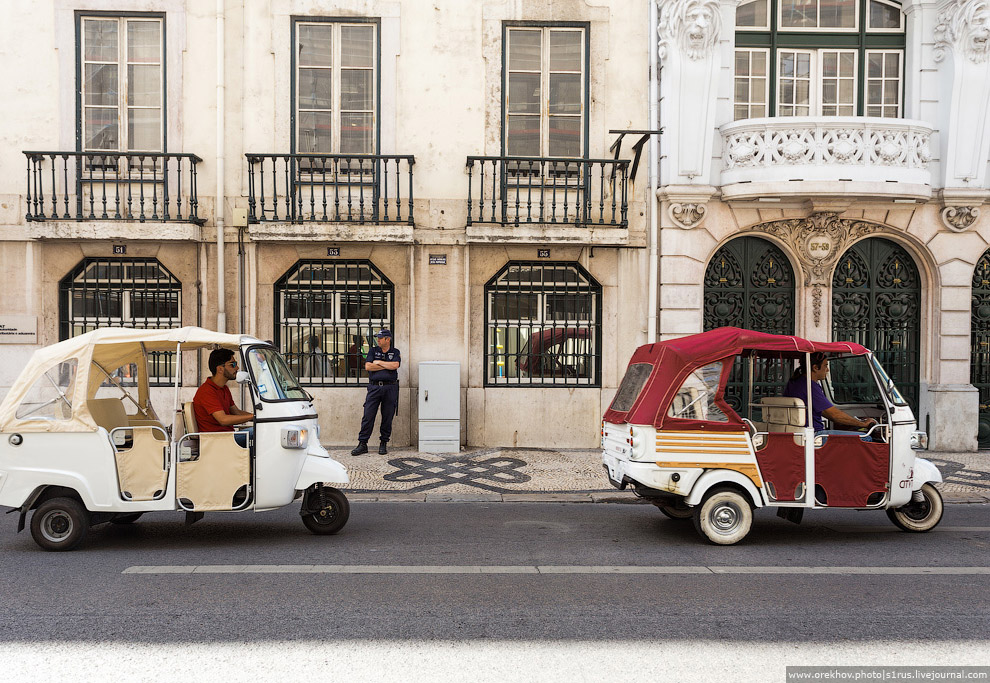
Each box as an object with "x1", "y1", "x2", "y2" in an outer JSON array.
[{"x1": 603, "y1": 327, "x2": 870, "y2": 430}]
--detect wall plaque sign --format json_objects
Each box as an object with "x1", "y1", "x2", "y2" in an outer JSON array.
[
  {"x1": 0, "y1": 315, "x2": 38, "y2": 344},
  {"x1": 429, "y1": 254, "x2": 447, "y2": 265}
]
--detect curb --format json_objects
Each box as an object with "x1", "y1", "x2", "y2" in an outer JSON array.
[{"x1": 344, "y1": 491, "x2": 990, "y2": 505}]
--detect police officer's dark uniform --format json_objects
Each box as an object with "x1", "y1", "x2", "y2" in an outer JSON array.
[{"x1": 351, "y1": 329, "x2": 401, "y2": 456}]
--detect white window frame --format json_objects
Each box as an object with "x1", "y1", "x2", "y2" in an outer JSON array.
[
  {"x1": 294, "y1": 21, "x2": 378, "y2": 157},
  {"x1": 80, "y1": 16, "x2": 164, "y2": 157},
  {"x1": 504, "y1": 26, "x2": 587, "y2": 159},
  {"x1": 865, "y1": 50, "x2": 903, "y2": 117},
  {"x1": 777, "y1": 0, "x2": 860, "y2": 32},
  {"x1": 734, "y1": 48, "x2": 771, "y2": 120},
  {"x1": 776, "y1": 49, "x2": 858, "y2": 117}
]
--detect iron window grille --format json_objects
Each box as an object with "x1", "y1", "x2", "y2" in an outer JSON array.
[
  {"x1": 58, "y1": 257, "x2": 181, "y2": 385},
  {"x1": 733, "y1": 0, "x2": 905, "y2": 118},
  {"x1": 485, "y1": 261, "x2": 601, "y2": 387},
  {"x1": 274, "y1": 259, "x2": 393, "y2": 386}
]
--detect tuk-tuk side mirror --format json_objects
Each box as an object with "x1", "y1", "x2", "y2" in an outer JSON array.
[{"x1": 236, "y1": 370, "x2": 251, "y2": 384}]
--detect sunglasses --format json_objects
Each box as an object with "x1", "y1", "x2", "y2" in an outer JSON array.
[{"x1": 226, "y1": 361, "x2": 238, "y2": 368}]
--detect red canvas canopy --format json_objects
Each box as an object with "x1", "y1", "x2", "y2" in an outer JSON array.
[{"x1": 602, "y1": 327, "x2": 870, "y2": 430}]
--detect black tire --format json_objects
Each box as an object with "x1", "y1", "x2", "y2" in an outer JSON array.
[
  {"x1": 692, "y1": 487, "x2": 753, "y2": 545},
  {"x1": 656, "y1": 500, "x2": 694, "y2": 520},
  {"x1": 301, "y1": 486, "x2": 350, "y2": 535},
  {"x1": 30, "y1": 497, "x2": 90, "y2": 551},
  {"x1": 111, "y1": 512, "x2": 144, "y2": 525},
  {"x1": 886, "y1": 483, "x2": 943, "y2": 533}
]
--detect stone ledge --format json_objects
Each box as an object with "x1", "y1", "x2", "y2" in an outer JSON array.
[{"x1": 247, "y1": 222, "x2": 414, "y2": 243}]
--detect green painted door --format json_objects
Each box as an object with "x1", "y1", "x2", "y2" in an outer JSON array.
[{"x1": 972, "y1": 251, "x2": 990, "y2": 447}]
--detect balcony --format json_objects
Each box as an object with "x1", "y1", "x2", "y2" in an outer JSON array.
[
  {"x1": 23, "y1": 152, "x2": 205, "y2": 232},
  {"x1": 465, "y1": 156, "x2": 629, "y2": 232},
  {"x1": 245, "y1": 154, "x2": 414, "y2": 241},
  {"x1": 719, "y1": 118, "x2": 934, "y2": 202}
]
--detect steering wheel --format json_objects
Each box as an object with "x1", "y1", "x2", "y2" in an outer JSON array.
[{"x1": 868, "y1": 412, "x2": 889, "y2": 443}]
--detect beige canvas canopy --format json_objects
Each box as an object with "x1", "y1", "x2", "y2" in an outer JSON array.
[{"x1": 0, "y1": 327, "x2": 264, "y2": 433}]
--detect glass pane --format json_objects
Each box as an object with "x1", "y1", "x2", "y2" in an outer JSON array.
[
  {"x1": 84, "y1": 19, "x2": 118, "y2": 62},
  {"x1": 822, "y1": 52, "x2": 837, "y2": 77},
  {"x1": 127, "y1": 21, "x2": 161, "y2": 63},
  {"x1": 821, "y1": 0, "x2": 856, "y2": 27},
  {"x1": 127, "y1": 108, "x2": 161, "y2": 151},
  {"x1": 667, "y1": 361, "x2": 729, "y2": 422},
  {"x1": 340, "y1": 69, "x2": 373, "y2": 110},
  {"x1": 507, "y1": 73, "x2": 540, "y2": 114},
  {"x1": 549, "y1": 73, "x2": 581, "y2": 114},
  {"x1": 867, "y1": 105, "x2": 882, "y2": 116},
  {"x1": 780, "y1": 85, "x2": 794, "y2": 105},
  {"x1": 885, "y1": 52, "x2": 900, "y2": 76},
  {"x1": 884, "y1": 82, "x2": 898, "y2": 104},
  {"x1": 838, "y1": 79, "x2": 853, "y2": 102},
  {"x1": 837, "y1": 103, "x2": 855, "y2": 115},
  {"x1": 85, "y1": 64, "x2": 118, "y2": 106},
  {"x1": 753, "y1": 51, "x2": 767, "y2": 73},
  {"x1": 127, "y1": 64, "x2": 161, "y2": 106},
  {"x1": 735, "y1": 104, "x2": 750, "y2": 120},
  {"x1": 780, "y1": 0, "x2": 817, "y2": 27},
  {"x1": 796, "y1": 79, "x2": 810, "y2": 104},
  {"x1": 822, "y1": 80, "x2": 837, "y2": 103},
  {"x1": 796, "y1": 53, "x2": 811, "y2": 77},
  {"x1": 611, "y1": 363, "x2": 653, "y2": 412},
  {"x1": 15, "y1": 360, "x2": 78, "y2": 421},
  {"x1": 549, "y1": 116, "x2": 581, "y2": 157},
  {"x1": 736, "y1": 0, "x2": 768, "y2": 27},
  {"x1": 735, "y1": 78, "x2": 750, "y2": 101},
  {"x1": 753, "y1": 104, "x2": 766, "y2": 116},
  {"x1": 780, "y1": 53, "x2": 794, "y2": 77},
  {"x1": 840, "y1": 52, "x2": 855, "y2": 75},
  {"x1": 736, "y1": 52, "x2": 751, "y2": 76},
  {"x1": 298, "y1": 24, "x2": 332, "y2": 67},
  {"x1": 867, "y1": 80, "x2": 882, "y2": 103},
  {"x1": 340, "y1": 25, "x2": 374, "y2": 68},
  {"x1": 340, "y1": 112, "x2": 373, "y2": 154},
  {"x1": 85, "y1": 107, "x2": 119, "y2": 150},
  {"x1": 298, "y1": 68, "x2": 331, "y2": 109},
  {"x1": 508, "y1": 29, "x2": 541, "y2": 71},
  {"x1": 870, "y1": 0, "x2": 902, "y2": 28},
  {"x1": 298, "y1": 111, "x2": 332, "y2": 153},
  {"x1": 753, "y1": 77, "x2": 767, "y2": 101},
  {"x1": 506, "y1": 115, "x2": 540, "y2": 156},
  {"x1": 549, "y1": 31, "x2": 582, "y2": 71},
  {"x1": 868, "y1": 53, "x2": 883, "y2": 78}
]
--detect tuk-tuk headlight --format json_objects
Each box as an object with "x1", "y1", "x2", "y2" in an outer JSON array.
[
  {"x1": 281, "y1": 427, "x2": 309, "y2": 449},
  {"x1": 910, "y1": 431, "x2": 928, "y2": 450}
]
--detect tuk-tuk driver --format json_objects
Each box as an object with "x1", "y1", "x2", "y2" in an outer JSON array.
[
  {"x1": 193, "y1": 348, "x2": 254, "y2": 446},
  {"x1": 784, "y1": 352, "x2": 877, "y2": 440}
]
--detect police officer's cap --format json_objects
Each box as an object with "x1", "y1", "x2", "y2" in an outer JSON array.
[{"x1": 375, "y1": 328, "x2": 392, "y2": 338}]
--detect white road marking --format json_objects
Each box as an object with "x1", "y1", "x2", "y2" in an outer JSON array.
[
  {"x1": 825, "y1": 526, "x2": 990, "y2": 533},
  {"x1": 123, "y1": 565, "x2": 990, "y2": 575}
]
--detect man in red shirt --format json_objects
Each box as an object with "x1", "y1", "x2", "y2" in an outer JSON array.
[{"x1": 193, "y1": 349, "x2": 254, "y2": 441}]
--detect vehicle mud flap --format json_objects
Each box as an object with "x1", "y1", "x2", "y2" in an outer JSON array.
[{"x1": 776, "y1": 507, "x2": 804, "y2": 525}]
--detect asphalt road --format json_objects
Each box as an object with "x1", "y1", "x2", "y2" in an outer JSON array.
[{"x1": 1, "y1": 501, "x2": 988, "y2": 682}]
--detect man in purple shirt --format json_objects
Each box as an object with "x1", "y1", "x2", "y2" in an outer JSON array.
[{"x1": 783, "y1": 352, "x2": 877, "y2": 438}]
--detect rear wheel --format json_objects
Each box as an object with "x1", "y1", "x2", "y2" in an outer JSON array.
[
  {"x1": 886, "y1": 483, "x2": 943, "y2": 533},
  {"x1": 656, "y1": 500, "x2": 694, "y2": 520},
  {"x1": 301, "y1": 486, "x2": 350, "y2": 535},
  {"x1": 30, "y1": 497, "x2": 90, "y2": 551},
  {"x1": 693, "y1": 488, "x2": 753, "y2": 545}
]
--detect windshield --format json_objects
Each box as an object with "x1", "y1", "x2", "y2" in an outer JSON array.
[
  {"x1": 610, "y1": 363, "x2": 653, "y2": 412},
  {"x1": 869, "y1": 354, "x2": 908, "y2": 406},
  {"x1": 246, "y1": 346, "x2": 308, "y2": 402}
]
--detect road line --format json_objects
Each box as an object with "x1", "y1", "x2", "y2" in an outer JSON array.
[{"x1": 122, "y1": 565, "x2": 990, "y2": 575}]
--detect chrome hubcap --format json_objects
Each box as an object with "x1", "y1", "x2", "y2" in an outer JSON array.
[
  {"x1": 711, "y1": 503, "x2": 739, "y2": 532},
  {"x1": 40, "y1": 510, "x2": 72, "y2": 542}
]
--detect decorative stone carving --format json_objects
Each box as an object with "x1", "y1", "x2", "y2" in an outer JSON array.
[
  {"x1": 750, "y1": 212, "x2": 886, "y2": 288},
  {"x1": 656, "y1": 0, "x2": 721, "y2": 61},
  {"x1": 934, "y1": 0, "x2": 990, "y2": 64},
  {"x1": 940, "y1": 205, "x2": 981, "y2": 232},
  {"x1": 668, "y1": 202, "x2": 707, "y2": 229},
  {"x1": 812, "y1": 284, "x2": 823, "y2": 326}
]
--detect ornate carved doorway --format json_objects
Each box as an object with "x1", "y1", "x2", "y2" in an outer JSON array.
[
  {"x1": 704, "y1": 236, "x2": 795, "y2": 412},
  {"x1": 832, "y1": 238, "x2": 920, "y2": 410},
  {"x1": 972, "y1": 250, "x2": 990, "y2": 447}
]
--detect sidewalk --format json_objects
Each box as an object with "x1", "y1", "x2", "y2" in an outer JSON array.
[{"x1": 331, "y1": 445, "x2": 990, "y2": 504}]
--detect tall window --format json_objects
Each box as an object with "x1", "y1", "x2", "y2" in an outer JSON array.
[
  {"x1": 59, "y1": 258, "x2": 181, "y2": 384},
  {"x1": 734, "y1": 0, "x2": 904, "y2": 118},
  {"x1": 275, "y1": 260, "x2": 393, "y2": 386},
  {"x1": 485, "y1": 262, "x2": 601, "y2": 387},
  {"x1": 293, "y1": 19, "x2": 378, "y2": 156},
  {"x1": 79, "y1": 15, "x2": 164, "y2": 156},
  {"x1": 504, "y1": 25, "x2": 587, "y2": 159}
]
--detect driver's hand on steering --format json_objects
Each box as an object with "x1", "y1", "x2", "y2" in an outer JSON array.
[{"x1": 860, "y1": 417, "x2": 878, "y2": 430}]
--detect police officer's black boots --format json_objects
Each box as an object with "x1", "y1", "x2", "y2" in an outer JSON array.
[
  {"x1": 378, "y1": 441, "x2": 388, "y2": 455},
  {"x1": 350, "y1": 441, "x2": 368, "y2": 456}
]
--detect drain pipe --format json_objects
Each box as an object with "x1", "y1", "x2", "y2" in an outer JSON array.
[
  {"x1": 215, "y1": 0, "x2": 226, "y2": 333},
  {"x1": 647, "y1": 0, "x2": 659, "y2": 344}
]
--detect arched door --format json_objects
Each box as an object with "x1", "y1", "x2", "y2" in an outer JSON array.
[
  {"x1": 704, "y1": 236, "x2": 796, "y2": 412},
  {"x1": 832, "y1": 238, "x2": 920, "y2": 410},
  {"x1": 972, "y1": 251, "x2": 990, "y2": 447}
]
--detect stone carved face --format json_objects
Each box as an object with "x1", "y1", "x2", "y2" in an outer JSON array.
[
  {"x1": 658, "y1": 0, "x2": 721, "y2": 61},
  {"x1": 963, "y1": 2, "x2": 990, "y2": 61},
  {"x1": 936, "y1": 0, "x2": 990, "y2": 63}
]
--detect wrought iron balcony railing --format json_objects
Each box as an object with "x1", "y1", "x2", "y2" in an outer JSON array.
[
  {"x1": 466, "y1": 156, "x2": 629, "y2": 227},
  {"x1": 23, "y1": 151, "x2": 204, "y2": 224},
  {"x1": 246, "y1": 154, "x2": 415, "y2": 225}
]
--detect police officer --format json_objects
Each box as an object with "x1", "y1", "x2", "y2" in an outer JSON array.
[{"x1": 351, "y1": 328, "x2": 401, "y2": 456}]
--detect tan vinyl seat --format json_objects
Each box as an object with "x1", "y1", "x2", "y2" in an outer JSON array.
[
  {"x1": 89, "y1": 398, "x2": 130, "y2": 432},
  {"x1": 760, "y1": 397, "x2": 807, "y2": 433},
  {"x1": 182, "y1": 401, "x2": 198, "y2": 434}
]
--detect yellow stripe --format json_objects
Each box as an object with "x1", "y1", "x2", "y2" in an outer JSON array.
[{"x1": 655, "y1": 462, "x2": 763, "y2": 488}]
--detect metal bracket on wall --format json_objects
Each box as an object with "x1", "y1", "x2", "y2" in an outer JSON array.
[{"x1": 609, "y1": 129, "x2": 661, "y2": 182}]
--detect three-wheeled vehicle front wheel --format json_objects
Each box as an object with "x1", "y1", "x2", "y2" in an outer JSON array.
[
  {"x1": 693, "y1": 488, "x2": 753, "y2": 545},
  {"x1": 886, "y1": 483, "x2": 943, "y2": 533},
  {"x1": 301, "y1": 485, "x2": 350, "y2": 535},
  {"x1": 30, "y1": 497, "x2": 90, "y2": 551}
]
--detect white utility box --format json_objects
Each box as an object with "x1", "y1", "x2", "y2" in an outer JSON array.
[{"x1": 418, "y1": 361, "x2": 460, "y2": 453}]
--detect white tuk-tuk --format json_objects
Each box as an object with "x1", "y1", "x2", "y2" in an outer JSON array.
[
  {"x1": 601, "y1": 328, "x2": 944, "y2": 545},
  {"x1": 0, "y1": 327, "x2": 350, "y2": 551}
]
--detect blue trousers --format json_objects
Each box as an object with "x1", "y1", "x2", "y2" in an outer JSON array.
[{"x1": 358, "y1": 384, "x2": 398, "y2": 443}]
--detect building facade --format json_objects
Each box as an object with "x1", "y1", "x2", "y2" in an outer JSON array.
[{"x1": 0, "y1": 0, "x2": 651, "y2": 449}]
